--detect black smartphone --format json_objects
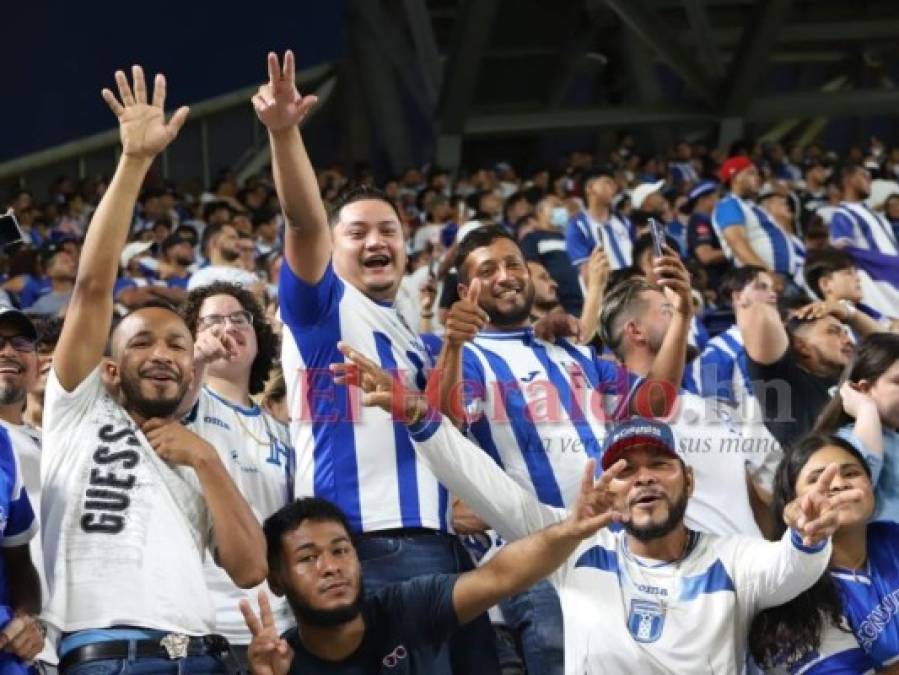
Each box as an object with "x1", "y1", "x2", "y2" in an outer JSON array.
[
  {"x1": 648, "y1": 217, "x2": 664, "y2": 258},
  {"x1": 0, "y1": 212, "x2": 25, "y2": 251}
]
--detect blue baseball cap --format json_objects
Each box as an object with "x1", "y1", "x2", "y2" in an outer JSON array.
[
  {"x1": 601, "y1": 417, "x2": 679, "y2": 470},
  {"x1": 680, "y1": 180, "x2": 719, "y2": 214}
]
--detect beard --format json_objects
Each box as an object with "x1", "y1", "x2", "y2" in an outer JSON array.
[
  {"x1": 625, "y1": 490, "x2": 688, "y2": 542},
  {"x1": 120, "y1": 373, "x2": 188, "y2": 419},
  {"x1": 286, "y1": 581, "x2": 364, "y2": 628},
  {"x1": 488, "y1": 283, "x2": 536, "y2": 328},
  {"x1": 175, "y1": 254, "x2": 194, "y2": 266},
  {"x1": 0, "y1": 383, "x2": 26, "y2": 407},
  {"x1": 220, "y1": 247, "x2": 240, "y2": 262}
]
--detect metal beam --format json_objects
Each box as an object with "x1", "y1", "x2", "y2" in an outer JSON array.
[
  {"x1": 402, "y1": 0, "x2": 442, "y2": 91},
  {"x1": 600, "y1": 0, "x2": 717, "y2": 105},
  {"x1": 464, "y1": 105, "x2": 717, "y2": 135},
  {"x1": 722, "y1": 0, "x2": 794, "y2": 113},
  {"x1": 682, "y1": 0, "x2": 724, "y2": 79},
  {"x1": 746, "y1": 89, "x2": 899, "y2": 120},
  {"x1": 351, "y1": 0, "x2": 437, "y2": 117},
  {"x1": 678, "y1": 20, "x2": 899, "y2": 48},
  {"x1": 438, "y1": 0, "x2": 500, "y2": 133}
]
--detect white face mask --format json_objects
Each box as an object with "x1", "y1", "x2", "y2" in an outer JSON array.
[{"x1": 551, "y1": 206, "x2": 569, "y2": 227}]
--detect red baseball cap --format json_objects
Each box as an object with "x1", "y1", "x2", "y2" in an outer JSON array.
[{"x1": 718, "y1": 156, "x2": 754, "y2": 184}]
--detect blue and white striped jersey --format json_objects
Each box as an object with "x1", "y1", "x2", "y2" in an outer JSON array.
[
  {"x1": 280, "y1": 261, "x2": 451, "y2": 534},
  {"x1": 0, "y1": 424, "x2": 36, "y2": 552},
  {"x1": 566, "y1": 210, "x2": 634, "y2": 271},
  {"x1": 778, "y1": 616, "x2": 874, "y2": 674},
  {"x1": 828, "y1": 521, "x2": 899, "y2": 669},
  {"x1": 687, "y1": 326, "x2": 752, "y2": 405},
  {"x1": 831, "y1": 202, "x2": 899, "y2": 255},
  {"x1": 713, "y1": 195, "x2": 803, "y2": 276},
  {"x1": 461, "y1": 328, "x2": 633, "y2": 508}
]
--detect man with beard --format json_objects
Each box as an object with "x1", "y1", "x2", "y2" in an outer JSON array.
[
  {"x1": 432, "y1": 226, "x2": 691, "y2": 675},
  {"x1": 712, "y1": 156, "x2": 803, "y2": 286},
  {"x1": 240, "y1": 458, "x2": 630, "y2": 675},
  {"x1": 157, "y1": 233, "x2": 196, "y2": 290},
  {"x1": 0, "y1": 307, "x2": 49, "y2": 671},
  {"x1": 600, "y1": 277, "x2": 782, "y2": 538},
  {"x1": 331, "y1": 346, "x2": 857, "y2": 674},
  {"x1": 525, "y1": 261, "x2": 561, "y2": 322},
  {"x1": 255, "y1": 51, "x2": 499, "y2": 674},
  {"x1": 42, "y1": 65, "x2": 266, "y2": 673},
  {"x1": 180, "y1": 281, "x2": 294, "y2": 667},
  {"x1": 830, "y1": 164, "x2": 899, "y2": 255},
  {"x1": 188, "y1": 222, "x2": 258, "y2": 291}
]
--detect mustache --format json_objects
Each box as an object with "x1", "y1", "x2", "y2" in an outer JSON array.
[{"x1": 628, "y1": 488, "x2": 666, "y2": 507}]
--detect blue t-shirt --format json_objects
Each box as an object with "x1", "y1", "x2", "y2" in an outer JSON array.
[
  {"x1": 285, "y1": 574, "x2": 459, "y2": 674},
  {"x1": 519, "y1": 229, "x2": 584, "y2": 316},
  {"x1": 838, "y1": 425, "x2": 899, "y2": 524},
  {"x1": 16, "y1": 275, "x2": 51, "y2": 309}
]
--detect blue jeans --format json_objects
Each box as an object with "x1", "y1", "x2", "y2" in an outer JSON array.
[
  {"x1": 356, "y1": 531, "x2": 501, "y2": 675},
  {"x1": 63, "y1": 655, "x2": 226, "y2": 675},
  {"x1": 498, "y1": 580, "x2": 564, "y2": 675}
]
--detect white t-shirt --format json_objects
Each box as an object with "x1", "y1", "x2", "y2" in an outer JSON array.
[
  {"x1": 41, "y1": 367, "x2": 216, "y2": 634},
  {"x1": 189, "y1": 387, "x2": 295, "y2": 644}
]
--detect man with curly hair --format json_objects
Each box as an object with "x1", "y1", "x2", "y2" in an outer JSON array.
[{"x1": 181, "y1": 281, "x2": 295, "y2": 667}]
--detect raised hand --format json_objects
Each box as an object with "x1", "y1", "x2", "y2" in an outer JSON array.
[
  {"x1": 562, "y1": 459, "x2": 629, "y2": 539},
  {"x1": 240, "y1": 591, "x2": 293, "y2": 675},
  {"x1": 653, "y1": 245, "x2": 693, "y2": 317},
  {"x1": 586, "y1": 246, "x2": 610, "y2": 292},
  {"x1": 783, "y1": 462, "x2": 865, "y2": 547},
  {"x1": 194, "y1": 328, "x2": 238, "y2": 367},
  {"x1": 253, "y1": 50, "x2": 319, "y2": 132},
  {"x1": 445, "y1": 279, "x2": 488, "y2": 346},
  {"x1": 840, "y1": 381, "x2": 876, "y2": 420},
  {"x1": 101, "y1": 65, "x2": 189, "y2": 159}
]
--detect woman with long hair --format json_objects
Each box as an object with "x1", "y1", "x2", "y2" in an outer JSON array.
[
  {"x1": 749, "y1": 434, "x2": 899, "y2": 672},
  {"x1": 816, "y1": 332, "x2": 899, "y2": 522}
]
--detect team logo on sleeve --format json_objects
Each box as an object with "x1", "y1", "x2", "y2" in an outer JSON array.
[{"x1": 627, "y1": 599, "x2": 665, "y2": 643}]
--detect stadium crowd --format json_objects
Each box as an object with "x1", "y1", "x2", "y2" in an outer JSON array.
[{"x1": 1, "y1": 51, "x2": 899, "y2": 674}]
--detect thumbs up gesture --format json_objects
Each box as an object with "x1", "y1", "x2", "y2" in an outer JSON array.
[{"x1": 445, "y1": 279, "x2": 489, "y2": 347}]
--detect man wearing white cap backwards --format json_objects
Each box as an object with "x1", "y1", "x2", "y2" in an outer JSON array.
[{"x1": 334, "y1": 341, "x2": 863, "y2": 674}]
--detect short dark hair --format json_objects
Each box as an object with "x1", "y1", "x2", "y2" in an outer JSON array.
[
  {"x1": 327, "y1": 185, "x2": 402, "y2": 227},
  {"x1": 720, "y1": 265, "x2": 769, "y2": 300},
  {"x1": 200, "y1": 222, "x2": 235, "y2": 257},
  {"x1": 110, "y1": 299, "x2": 187, "y2": 354},
  {"x1": 264, "y1": 497, "x2": 353, "y2": 573},
  {"x1": 181, "y1": 281, "x2": 277, "y2": 395},
  {"x1": 453, "y1": 225, "x2": 519, "y2": 283},
  {"x1": 803, "y1": 249, "x2": 855, "y2": 299},
  {"x1": 836, "y1": 163, "x2": 865, "y2": 188},
  {"x1": 34, "y1": 316, "x2": 64, "y2": 349}
]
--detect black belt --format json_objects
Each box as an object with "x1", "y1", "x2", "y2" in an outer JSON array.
[
  {"x1": 357, "y1": 526, "x2": 443, "y2": 539},
  {"x1": 60, "y1": 634, "x2": 231, "y2": 672}
]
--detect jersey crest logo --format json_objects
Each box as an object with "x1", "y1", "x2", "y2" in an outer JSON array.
[{"x1": 627, "y1": 599, "x2": 664, "y2": 643}]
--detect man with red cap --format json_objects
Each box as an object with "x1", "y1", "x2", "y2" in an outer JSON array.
[
  {"x1": 335, "y1": 341, "x2": 866, "y2": 674},
  {"x1": 712, "y1": 156, "x2": 804, "y2": 291}
]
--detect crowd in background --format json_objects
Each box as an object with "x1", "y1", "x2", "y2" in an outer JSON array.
[{"x1": 3, "y1": 55, "x2": 899, "y2": 675}]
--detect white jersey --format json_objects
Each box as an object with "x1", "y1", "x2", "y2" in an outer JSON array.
[
  {"x1": 462, "y1": 328, "x2": 632, "y2": 507},
  {"x1": 667, "y1": 392, "x2": 780, "y2": 537},
  {"x1": 280, "y1": 262, "x2": 450, "y2": 533},
  {"x1": 409, "y1": 416, "x2": 830, "y2": 675},
  {"x1": 830, "y1": 202, "x2": 899, "y2": 254},
  {"x1": 188, "y1": 387, "x2": 295, "y2": 644},
  {"x1": 41, "y1": 367, "x2": 215, "y2": 634},
  {"x1": 688, "y1": 325, "x2": 752, "y2": 406}
]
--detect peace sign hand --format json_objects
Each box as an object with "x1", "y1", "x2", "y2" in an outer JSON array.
[
  {"x1": 101, "y1": 65, "x2": 189, "y2": 159},
  {"x1": 240, "y1": 591, "x2": 293, "y2": 675},
  {"x1": 783, "y1": 462, "x2": 865, "y2": 548},
  {"x1": 253, "y1": 50, "x2": 319, "y2": 132},
  {"x1": 562, "y1": 459, "x2": 629, "y2": 539}
]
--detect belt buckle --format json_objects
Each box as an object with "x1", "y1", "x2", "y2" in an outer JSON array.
[{"x1": 160, "y1": 633, "x2": 190, "y2": 660}]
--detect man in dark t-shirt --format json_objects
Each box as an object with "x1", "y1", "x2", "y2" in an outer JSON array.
[
  {"x1": 242, "y1": 485, "x2": 623, "y2": 674},
  {"x1": 740, "y1": 301, "x2": 853, "y2": 447}
]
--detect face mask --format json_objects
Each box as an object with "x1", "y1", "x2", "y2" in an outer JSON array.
[{"x1": 551, "y1": 206, "x2": 569, "y2": 227}]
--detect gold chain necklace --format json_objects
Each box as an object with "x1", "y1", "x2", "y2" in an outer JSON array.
[{"x1": 207, "y1": 387, "x2": 273, "y2": 447}]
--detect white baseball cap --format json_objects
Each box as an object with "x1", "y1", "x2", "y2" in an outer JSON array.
[
  {"x1": 630, "y1": 180, "x2": 665, "y2": 210},
  {"x1": 120, "y1": 241, "x2": 155, "y2": 269}
]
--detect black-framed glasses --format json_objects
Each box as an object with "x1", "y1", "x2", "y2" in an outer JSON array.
[
  {"x1": 0, "y1": 335, "x2": 36, "y2": 353},
  {"x1": 197, "y1": 310, "x2": 253, "y2": 331}
]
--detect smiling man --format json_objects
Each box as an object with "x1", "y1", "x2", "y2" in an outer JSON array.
[
  {"x1": 333, "y1": 343, "x2": 862, "y2": 674},
  {"x1": 254, "y1": 50, "x2": 498, "y2": 673}
]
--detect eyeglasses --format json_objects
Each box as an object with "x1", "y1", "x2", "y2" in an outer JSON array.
[
  {"x1": 198, "y1": 310, "x2": 253, "y2": 331},
  {"x1": 0, "y1": 336, "x2": 36, "y2": 353}
]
